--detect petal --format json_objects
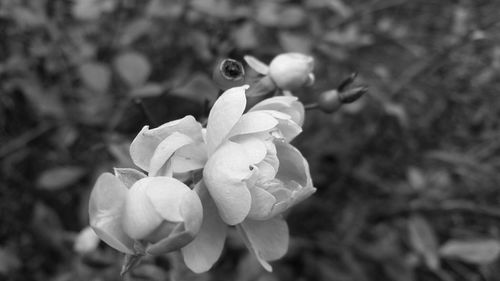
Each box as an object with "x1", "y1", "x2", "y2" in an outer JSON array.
[
  {"x1": 145, "y1": 177, "x2": 193, "y2": 223},
  {"x1": 113, "y1": 168, "x2": 146, "y2": 188},
  {"x1": 206, "y1": 85, "x2": 248, "y2": 155},
  {"x1": 238, "y1": 216, "x2": 289, "y2": 272},
  {"x1": 203, "y1": 141, "x2": 252, "y2": 225},
  {"x1": 243, "y1": 55, "x2": 269, "y2": 75},
  {"x1": 182, "y1": 183, "x2": 228, "y2": 273},
  {"x1": 236, "y1": 137, "x2": 268, "y2": 165},
  {"x1": 146, "y1": 223, "x2": 194, "y2": 255},
  {"x1": 89, "y1": 173, "x2": 134, "y2": 254},
  {"x1": 123, "y1": 178, "x2": 164, "y2": 240},
  {"x1": 171, "y1": 143, "x2": 208, "y2": 174},
  {"x1": 179, "y1": 189, "x2": 203, "y2": 236},
  {"x1": 148, "y1": 132, "x2": 194, "y2": 176},
  {"x1": 130, "y1": 116, "x2": 202, "y2": 171},
  {"x1": 247, "y1": 186, "x2": 276, "y2": 220},
  {"x1": 250, "y1": 96, "x2": 305, "y2": 127},
  {"x1": 257, "y1": 110, "x2": 302, "y2": 142},
  {"x1": 228, "y1": 111, "x2": 278, "y2": 139},
  {"x1": 275, "y1": 142, "x2": 310, "y2": 187}
]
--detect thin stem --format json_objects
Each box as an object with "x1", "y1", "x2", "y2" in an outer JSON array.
[{"x1": 304, "y1": 102, "x2": 319, "y2": 110}]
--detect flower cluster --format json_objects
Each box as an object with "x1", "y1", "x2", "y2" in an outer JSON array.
[{"x1": 89, "y1": 85, "x2": 316, "y2": 273}]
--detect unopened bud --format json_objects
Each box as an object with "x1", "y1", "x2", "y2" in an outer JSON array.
[
  {"x1": 268, "y1": 53, "x2": 314, "y2": 90},
  {"x1": 338, "y1": 87, "x2": 367, "y2": 103},
  {"x1": 317, "y1": 87, "x2": 367, "y2": 113},
  {"x1": 213, "y1": 58, "x2": 245, "y2": 90}
]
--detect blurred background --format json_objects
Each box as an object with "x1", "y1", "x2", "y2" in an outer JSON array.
[{"x1": 2, "y1": 0, "x2": 500, "y2": 280}]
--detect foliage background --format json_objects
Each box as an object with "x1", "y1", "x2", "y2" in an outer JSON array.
[{"x1": 1, "y1": 0, "x2": 500, "y2": 280}]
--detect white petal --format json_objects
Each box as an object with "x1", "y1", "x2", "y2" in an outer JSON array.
[
  {"x1": 179, "y1": 190, "x2": 203, "y2": 236},
  {"x1": 182, "y1": 183, "x2": 228, "y2": 273},
  {"x1": 171, "y1": 143, "x2": 208, "y2": 174},
  {"x1": 275, "y1": 142, "x2": 311, "y2": 187},
  {"x1": 148, "y1": 132, "x2": 194, "y2": 176},
  {"x1": 247, "y1": 186, "x2": 276, "y2": 220},
  {"x1": 145, "y1": 177, "x2": 193, "y2": 223},
  {"x1": 203, "y1": 141, "x2": 252, "y2": 225},
  {"x1": 243, "y1": 55, "x2": 270, "y2": 75},
  {"x1": 206, "y1": 85, "x2": 248, "y2": 155},
  {"x1": 130, "y1": 116, "x2": 202, "y2": 170},
  {"x1": 123, "y1": 178, "x2": 163, "y2": 240},
  {"x1": 113, "y1": 168, "x2": 146, "y2": 188},
  {"x1": 228, "y1": 111, "x2": 278, "y2": 139},
  {"x1": 238, "y1": 217, "x2": 289, "y2": 272},
  {"x1": 236, "y1": 137, "x2": 268, "y2": 165},
  {"x1": 250, "y1": 96, "x2": 305, "y2": 126},
  {"x1": 89, "y1": 173, "x2": 134, "y2": 254}
]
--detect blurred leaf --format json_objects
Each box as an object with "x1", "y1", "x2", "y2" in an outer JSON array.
[
  {"x1": 74, "y1": 226, "x2": 99, "y2": 254},
  {"x1": 129, "y1": 83, "x2": 164, "y2": 98},
  {"x1": 384, "y1": 102, "x2": 409, "y2": 128},
  {"x1": 305, "y1": 0, "x2": 353, "y2": 18},
  {"x1": 72, "y1": 0, "x2": 117, "y2": 20},
  {"x1": 408, "y1": 215, "x2": 440, "y2": 270},
  {"x1": 323, "y1": 24, "x2": 373, "y2": 48},
  {"x1": 256, "y1": 3, "x2": 307, "y2": 28},
  {"x1": 190, "y1": 0, "x2": 233, "y2": 19},
  {"x1": 78, "y1": 62, "x2": 111, "y2": 93},
  {"x1": 278, "y1": 32, "x2": 313, "y2": 54},
  {"x1": 439, "y1": 239, "x2": 500, "y2": 264},
  {"x1": 0, "y1": 247, "x2": 21, "y2": 274},
  {"x1": 114, "y1": 52, "x2": 151, "y2": 87},
  {"x1": 37, "y1": 166, "x2": 86, "y2": 190},
  {"x1": 171, "y1": 73, "x2": 218, "y2": 102},
  {"x1": 406, "y1": 167, "x2": 426, "y2": 190},
  {"x1": 232, "y1": 22, "x2": 258, "y2": 50},
  {"x1": 119, "y1": 19, "x2": 153, "y2": 46}
]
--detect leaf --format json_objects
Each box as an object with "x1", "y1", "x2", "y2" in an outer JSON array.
[
  {"x1": 114, "y1": 52, "x2": 151, "y2": 87},
  {"x1": 0, "y1": 248, "x2": 21, "y2": 274},
  {"x1": 439, "y1": 239, "x2": 500, "y2": 264},
  {"x1": 408, "y1": 215, "x2": 440, "y2": 270},
  {"x1": 37, "y1": 166, "x2": 86, "y2": 190},
  {"x1": 171, "y1": 73, "x2": 219, "y2": 102},
  {"x1": 129, "y1": 83, "x2": 164, "y2": 98},
  {"x1": 78, "y1": 62, "x2": 111, "y2": 92}
]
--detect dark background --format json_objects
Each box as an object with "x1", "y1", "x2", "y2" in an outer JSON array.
[{"x1": 1, "y1": 0, "x2": 500, "y2": 280}]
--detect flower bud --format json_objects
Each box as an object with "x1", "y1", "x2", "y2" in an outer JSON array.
[
  {"x1": 212, "y1": 58, "x2": 246, "y2": 90},
  {"x1": 317, "y1": 87, "x2": 367, "y2": 113},
  {"x1": 268, "y1": 53, "x2": 314, "y2": 90}
]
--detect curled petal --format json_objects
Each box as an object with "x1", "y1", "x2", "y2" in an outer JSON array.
[
  {"x1": 247, "y1": 186, "x2": 276, "y2": 220},
  {"x1": 238, "y1": 216, "x2": 289, "y2": 272},
  {"x1": 89, "y1": 173, "x2": 134, "y2": 254},
  {"x1": 275, "y1": 142, "x2": 311, "y2": 187},
  {"x1": 171, "y1": 143, "x2": 208, "y2": 174},
  {"x1": 206, "y1": 85, "x2": 248, "y2": 155},
  {"x1": 182, "y1": 183, "x2": 228, "y2": 273},
  {"x1": 250, "y1": 96, "x2": 305, "y2": 127},
  {"x1": 146, "y1": 224, "x2": 194, "y2": 255},
  {"x1": 130, "y1": 116, "x2": 202, "y2": 171},
  {"x1": 145, "y1": 177, "x2": 195, "y2": 223},
  {"x1": 203, "y1": 142, "x2": 252, "y2": 225},
  {"x1": 113, "y1": 168, "x2": 146, "y2": 189},
  {"x1": 228, "y1": 111, "x2": 279, "y2": 139},
  {"x1": 149, "y1": 133, "x2": 194, "y2": 177},
  {"x1": 123, "y1": 178, "x2": 164, "y2": 240}
]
